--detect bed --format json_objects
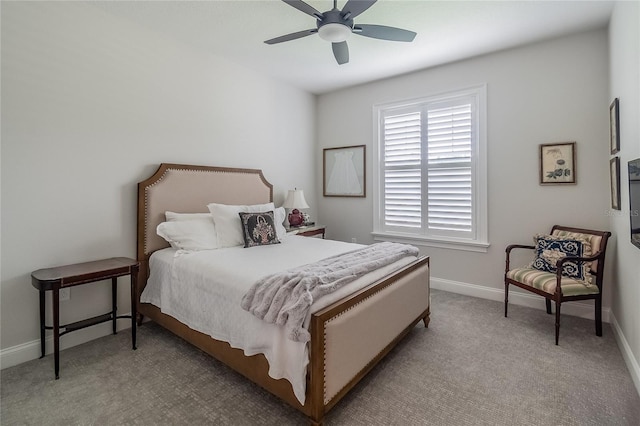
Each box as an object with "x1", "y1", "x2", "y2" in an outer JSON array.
[{"x1": 136, "y1": 163, "x2": 430, "y2": 425}]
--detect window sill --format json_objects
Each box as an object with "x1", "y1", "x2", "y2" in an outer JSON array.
[{"x1": 371, "y1": 232, "x2": 490, "y2": 253}]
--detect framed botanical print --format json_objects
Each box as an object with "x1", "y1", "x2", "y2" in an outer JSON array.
[
  {"x1": 539, "y1": 142, "x2": 576, "y2": 185},
  {"x1": 610, "y1": 156, "x2": 621, "y2": 210},
  {"x1": 323, "y1": 145, "x2": 366, "y2": 197}
]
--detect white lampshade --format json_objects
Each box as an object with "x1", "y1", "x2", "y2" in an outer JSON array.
[{"x1": 283, "y1": 189, "x2": 310, "y2": 209}]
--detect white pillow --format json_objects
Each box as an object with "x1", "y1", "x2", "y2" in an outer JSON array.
[
  {"x1": 156, "y1": 220, "x2": 218, "y2": 251},
  {"x1": 165, "y1": 211, "x2": 213, "y2": 222},
  {"x1": 207, "y1": 202, "x2": 275, "y2": 248},
  {"x1": 274, "y1": 207, "x2": 287, "y2": 241}
]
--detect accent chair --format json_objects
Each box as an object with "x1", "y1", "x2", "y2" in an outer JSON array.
[{"x1": 504, "y1": 225, "x2": 611, "y2": 345}]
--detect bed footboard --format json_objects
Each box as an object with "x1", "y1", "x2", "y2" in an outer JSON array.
[{"x1": 307, "y1": 256, "x2": 430, "y2": 423}]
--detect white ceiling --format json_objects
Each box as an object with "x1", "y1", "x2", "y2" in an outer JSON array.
[{"x1": 91, "y1": 0, "x2": 614, "y2": 94}]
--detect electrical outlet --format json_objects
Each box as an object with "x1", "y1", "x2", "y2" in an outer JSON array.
[
  {"x1": 351, "y1": 237, "x2": 357, "y2": 243},
  {"x1": 59, "y1": 288, "x2": 70, "y2": 301}
]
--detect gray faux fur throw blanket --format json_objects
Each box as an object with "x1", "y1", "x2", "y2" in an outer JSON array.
[{"x1": 240, "y1": 242, "x2": 419, "y2": 342}]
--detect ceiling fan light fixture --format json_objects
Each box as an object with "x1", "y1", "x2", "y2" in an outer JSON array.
[
  {"x1": 266, "y1": 0, "x2": 416, "y2": 65},
  {"x1": 318, "y1": 23, "x2": 351, "y2": 42}
]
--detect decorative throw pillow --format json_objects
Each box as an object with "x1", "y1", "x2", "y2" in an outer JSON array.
[
  {"x1": 530, "y1": 234, "x2": 590, "y2": 281},
  {"x1": 552, "y1": 229, "x2": 597, "y2": 272},
  {"x1": 239, "y1": 211, "x2": 281, "y2": 248}
]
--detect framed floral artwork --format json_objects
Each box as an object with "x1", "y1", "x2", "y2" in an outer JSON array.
[
  {"x1": 610, "y1": 157, "x2": 621, "y2": 210},
  {"x1": 539, "y1": 142, "x2": 576, "y2": 185},
  {"x1": 323, "y1": 145, "x2": 366, "y2": 197},
  {"x1": 610, "y1": 98, "x2": 620, "y2": 154}
]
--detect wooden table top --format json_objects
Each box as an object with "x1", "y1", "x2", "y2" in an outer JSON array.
[{"x1": 31, "y1": 257, "x2": 138, "y2": 289}]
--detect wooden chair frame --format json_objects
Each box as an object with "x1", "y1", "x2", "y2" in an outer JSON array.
[{"x1": 504, "y1": 225, "x2": 611, "y2": 345}]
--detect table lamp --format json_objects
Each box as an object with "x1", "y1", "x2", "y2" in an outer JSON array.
[{"x1": 283, "y1": 188, "x2": 309, "y2": 227}]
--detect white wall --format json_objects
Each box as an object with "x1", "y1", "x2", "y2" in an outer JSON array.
[
  {"x1": 317, "y1": 29, "x2": 611, "y2": 315},
  {"x1": 0, "y1": 2, "x2": 316, "y2": 364},
  {"x1": 608, "y1": 0, "x2": 640, "y2": 395}
]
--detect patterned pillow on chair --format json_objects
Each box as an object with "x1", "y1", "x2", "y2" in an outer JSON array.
[
  {"x1": 530, "y1": 234, "x2": 591, "y2": 281},
  {"x1": 552, "y1": 229, "x2": 598, "y2": 272}
]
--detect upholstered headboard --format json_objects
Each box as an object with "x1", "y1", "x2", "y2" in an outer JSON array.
[{"x1": 136, "y1": 163, "x2": 273, "y2": 274}]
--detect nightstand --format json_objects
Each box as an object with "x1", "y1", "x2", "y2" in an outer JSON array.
[{"x1": 286, "y1": 224, "x2": 326, "y2": 239}]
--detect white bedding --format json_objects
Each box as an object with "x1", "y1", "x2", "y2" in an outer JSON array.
[{"x1": 140, "y1": 235, "x2": 416, "y2": 404}]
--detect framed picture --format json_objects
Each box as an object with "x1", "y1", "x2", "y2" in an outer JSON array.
[
  {"x1": 323, "y1": 145, "x2": 366, "y2": 197},
  {"x1": 539, "y1": 142, "x2": 576, "y2": 185},
  {"x1": 610, "y1": 98, "x2": 620, "y2": 154},
  {"x1": 610, "y1": 157, "x2": 621, "y2": 210}
]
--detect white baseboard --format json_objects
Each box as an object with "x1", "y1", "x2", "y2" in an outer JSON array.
[
  {"x1": 430, "y1": 277, "x2": 610, "y2": 322},
  {"x1": 610, "y1": 312, "x2": 640, "y2": 398},
  {"x1": 0, "y1": 314, "x2": 133, "y2": 371}
]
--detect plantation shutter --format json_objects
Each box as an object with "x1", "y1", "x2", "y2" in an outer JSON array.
[
  {"x1": 426, "y1": 100, "x2": 473, "y2": 235},
  {"x1": 382, "y1": 110, "x2": 422, "y2": 230},
  {"x1": 381, "y1": 97, "x2": 476, "y2": 238}
]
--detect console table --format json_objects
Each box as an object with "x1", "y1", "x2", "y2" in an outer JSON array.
[{"x1": 31, "y1": 257, "x2": 139, "y2": 379}]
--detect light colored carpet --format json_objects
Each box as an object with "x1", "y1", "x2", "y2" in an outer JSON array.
[{"x1": 2, "y1": 289, "x2": 639, "y2": 425}]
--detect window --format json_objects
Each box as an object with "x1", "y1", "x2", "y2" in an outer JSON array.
[{"x1": 373, "y1": 85, "x2": 488, "y2": 252}]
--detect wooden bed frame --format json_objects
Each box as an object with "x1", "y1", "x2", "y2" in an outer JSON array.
[{"x1": 136, "y1": 163, "x2": 430, "y2": 425}]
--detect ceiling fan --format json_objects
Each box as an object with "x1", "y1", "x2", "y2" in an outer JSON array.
[{"x1": 264, "y1": 0, "x2": 417, "y2": 65}]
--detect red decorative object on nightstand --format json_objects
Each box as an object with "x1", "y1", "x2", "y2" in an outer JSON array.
[{"x1": 288, "y1": 209, "x2": 304, "y2": 226}]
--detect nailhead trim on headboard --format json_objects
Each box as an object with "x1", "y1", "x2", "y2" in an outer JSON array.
[{"x1": 142, "y1": 167, "x2": 171, "y2": 256}]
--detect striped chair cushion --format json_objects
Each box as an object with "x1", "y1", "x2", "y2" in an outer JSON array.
[{"x1": 507, "y1": 267, "x2": 599, "y2": 297}]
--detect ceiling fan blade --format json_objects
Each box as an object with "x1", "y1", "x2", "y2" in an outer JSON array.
[
  {"x1": 264, "y1": 29, "x2": 317, "y2": 45},
  {"x1": 353, "y1": 24, "x2": 417, "y2": 42},
  {"x1": 332, "y1": 41, "x2": 349, "y2": 65},
  {"x1": 282, "y1": 0, "x2": 323, "y2": 19},
  {"x1": 341, "y1": 0, "x2": 377, "y2": 19}
]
